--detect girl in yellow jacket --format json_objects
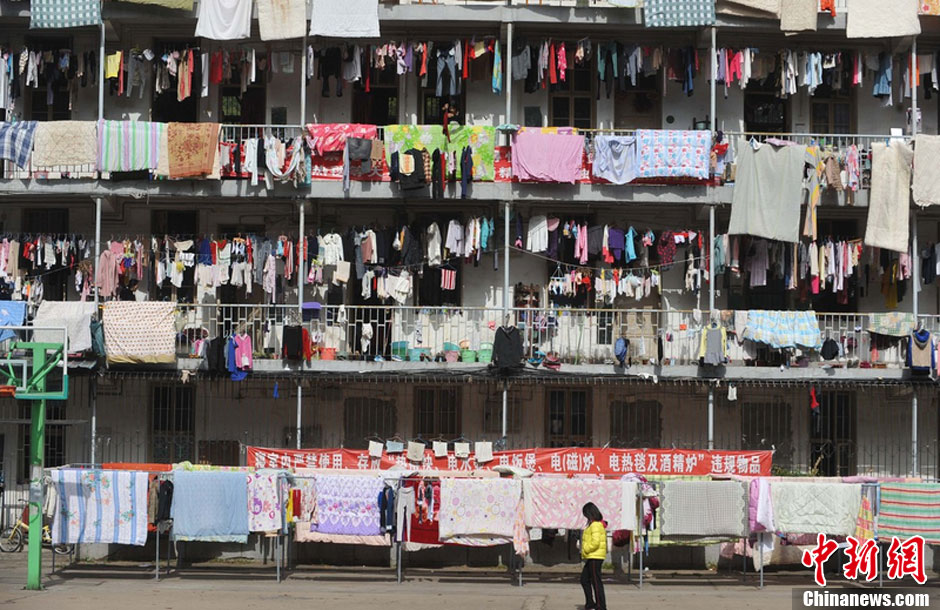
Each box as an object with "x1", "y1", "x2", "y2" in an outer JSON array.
[{"x1": 580, "y1": 502, "x2": 607, "y2": 610}]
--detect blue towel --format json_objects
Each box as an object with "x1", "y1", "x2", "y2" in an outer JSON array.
[
  {"x1": 0, "y1": 301, "x2": 26, "y2": 343},
  {"x1": 171, "y1": 471, "x2": 249, "y2": 543}
]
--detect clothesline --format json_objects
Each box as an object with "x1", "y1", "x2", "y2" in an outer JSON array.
[{"x1": 510, "y1": 245, "x2": 708, "y2": 274}]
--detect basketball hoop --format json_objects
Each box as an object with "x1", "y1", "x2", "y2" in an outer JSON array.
[{"x1": 0, "y1": 385, "x2": 16, "y2": 397}]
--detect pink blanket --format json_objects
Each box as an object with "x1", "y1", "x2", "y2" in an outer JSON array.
[
  {"x1": 305, "y1": 123, "x2": 377, "y2": 155},
  {"x1": 511, "y1": 132, "x2": 584, "y2": 183},
  {"x1": 523, "y1": 477, "x2": 623, "y2": 530}
]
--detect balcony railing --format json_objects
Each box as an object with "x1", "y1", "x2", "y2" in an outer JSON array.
[{"x1": 172, "y1": 303, "x2": 929, "y2": 370}]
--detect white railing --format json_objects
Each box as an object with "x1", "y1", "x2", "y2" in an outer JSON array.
[{"x1": 171, "y1": 303, "x2": 920, "y2": 368}]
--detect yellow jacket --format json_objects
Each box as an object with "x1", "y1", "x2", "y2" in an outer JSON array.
[{"x1": 581, "y1": 520, "x2": 607, "y2": 560}]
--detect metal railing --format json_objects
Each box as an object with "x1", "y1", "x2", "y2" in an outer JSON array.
[
  {"x1": 1, "y1": 160, "x2": 98, "y2": 181},
  {"x1": 219, "y1": 124, "x2": 303, "y2": 144},
  {"x1": 171, "y1": 303, "x2": 926, "y2": 368}
]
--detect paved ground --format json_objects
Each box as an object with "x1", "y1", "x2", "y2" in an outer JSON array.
[{"x1": 0, "y1": 552, "x2": 936, "y2": 610}]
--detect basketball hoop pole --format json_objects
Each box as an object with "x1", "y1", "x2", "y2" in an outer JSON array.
[{"x1": 25, "y1": 346, "x2": 47, "y2": 591}]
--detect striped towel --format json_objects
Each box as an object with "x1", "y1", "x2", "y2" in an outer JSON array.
[
  {"x1": 98, "y1": 120, "x2": 164, "y2": 172},
  {"x1": 879, "y1": 483, "x2": 940, "y2": 544},
  {"x1": 0, "y1": 121, "x2": 37, "y2": 168}
]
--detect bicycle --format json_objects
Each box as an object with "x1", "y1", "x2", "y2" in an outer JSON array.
[{"x1": 0, "y1": 502, "x2": 74, "y2": 555}]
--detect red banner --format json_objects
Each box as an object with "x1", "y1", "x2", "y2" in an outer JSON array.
[{"x1": 246, "y1": 446, "x2": 772, "y2": 477}]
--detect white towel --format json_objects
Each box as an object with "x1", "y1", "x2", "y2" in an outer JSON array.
[
  {"x1": 195, "y1": 0, "x2": 252, "y2": 40},
  {"x1": 620, "y1": 481, "x2": 639, "y2": 531},
  {"x1": 780, "y1": 0, "x2": 817, "y2": 32},
  {"x1": 847, "y1": 0, "x2": 920, "y2": 38},
  {"x1": 717, "y1": 0, "x2": 779, "y2": 17},
  {"x1": 310, "y1": 0, "x2": 379, "y2": 38},
  {"x1": 256, "y1": 0, "x2": 306, "y2": 41},
  {"x1": 913, "y1": 135, "x2": 940, "y2": 207}
]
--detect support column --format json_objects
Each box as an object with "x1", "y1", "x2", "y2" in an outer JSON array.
[
  {"x1": 709, "y1": 205, "x2": 716, "y2": 312},
  {"x1": 910, "y1": 36, "x2": 919, "y2": 480},
  {"x1": 911, "y1": 389, "x2": 919, "y2": 477},
  {"x1": 297, "y1": 201, "x2": 305, "y2": 449},
  {"x1": 503, "y1": 201, "x2": 510, "y2": 320},
  {"x1": 90, "y1": 376, "x2": 97, "y2": 465},
  {"x1": 707, "y1": 386, "x2": 714, "y2": 450},
  {"x1": 501, "y1": 382, "x2": 508, "y2": 442},
  {"x1": 300, "y1": 35, "x2": 308, "y2": 127},
  {"x1": 98, "y1": 20, "x2": 105, "y2": 121},
  {"x1": 709, "y1": 27, "x2": 716, "y2": 133},
  {"x1": 505, "y1": 23, "x2": 513, "y2": 126}
]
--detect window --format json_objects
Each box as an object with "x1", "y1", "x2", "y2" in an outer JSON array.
[
  {"x1": 596, "y1": 311, "x2": 614, "y2": 346},
  {"x1": 614, "y1": 74, "x2": 661, "y2": 129},
  {"x1": 419, "y1": 85, "x2": 465, "y2": 126},
  {"x1": 744, "y1": 93, "x2": 788, "y2": 133},
  {"x1": 25, "y1": 37, "x2": 71, "y2": 121},
  {"x1": 197, "y1": 440, "x2": 240, "y2": 466},
  {"x1": 343, "y1": 397, "x2": 397, "y2": 449},
  {"x1": 151, "y1": 385, "x2": 195, "y2": 464},
  {"x1": 152, "y1": 210, "x2": 199, "y2": 302},
  {"x1": 151, "y1": 40, "x2": 199, "y2": 123},
  {"x1": 546, "y1": 389, "x2": 591, "y2": 447},
  {"x1": 152, "y1": 210, "x2": 198, "y2": 236},
  {"x1": 23, "y1": 208, "x2": 69, "y2": 233},
  {"x1": 18, "y1": 402, "x2": 67, "y2": 484},
  {"x1": 550, "y1": 53, "x2": 595, "y2": 129},
  {"x1": 353, "y1": 67, "x2": 398, "y2": 126},
  {"x1": 741, "y1": 399, "x2": 793, "y2": 467},
  {"x1": 414, "y1": 387, "x2": 460, "y2": 439},
  {"x1": 483, "y1": 390, "x2": 521, "y2": 435},
  {"x1": 24, "y1": 208, "x2": 71, "y2": 300},
  {"x1": 418, "y1": 266, "x2": 461, "y2": 307},
  {"x1": 609, "y1": 400, "x2": 662, "y2": 448},
  {"x1": 810, "y1": 85, "x2": 853, "y2": 134},
  {"x1": 220, "y1": 84, "x2": 266, "y2": 124},
  {"x1": 810, "y1": 391, "x2": 857, "y2": 476}
]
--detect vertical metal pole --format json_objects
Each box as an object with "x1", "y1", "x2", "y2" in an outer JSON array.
[
  {"x1": 503, "y1": 201, "x2": 510, "y2": 319},
  {"x1": 94, "y1": 198, "x2": 102, "y2": 306},
  {"x1": 709, "y1": 205, "x2": 716, "y2": 312},
  {"x1": 707, "y1": 386, "x2": 714, "y2": 450},
  {"x1": 505, "y1": 23, "x2": 513, "y2": 126},
  {"x1": 26, "y1": 349, "x2": 48, "y2": 591},
  {"x1": 709, "y1": 27, "x2": 716, "y2": 133},
  {"x1": 911, "y1": 38, "x2": 919, "y2": 136},
  {"x1": 708, "y1": 27, "x2": 717, "y2": 315},
  {"x1": 759, "y1": 533, "x2": 764, "y2": 589},
  {"x1": 98, "y1": 18, "x2": 105, "y2": 122},
  {"x1": 297, "y1": 201, "x2": 305, "y2": 450},
  {"x1": 155, "y1": 523, "x2": 160, "y2": 580},
  {"x1": 90, "y1": 377, "x2": 97, "y2": 465},
  {"x1": 912, "y1": 36, "x2": 921, "y2": 414},
  {"x1": 911, "y1": 390, "x2": 919, "y2": 477},
  {"x1": 300, "y1": 35, "x2": 307, "y2": 127},
  {"x1": 501, "y1": 382, "x2": 508, "y2": 441}
]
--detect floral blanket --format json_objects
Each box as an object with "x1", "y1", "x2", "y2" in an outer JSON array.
[
  {"x1": 635, "y1": 129, "x2": 710, "y2": 180},
  {"x1": 438, "y1": 478, "x2": 521, "y2": 539},
  {"x1": 312, "y1": 474, "x2": 384, "y2": 536},
  {"x1": 248, "y1": 470, "x2": 282, "y2": 532}
]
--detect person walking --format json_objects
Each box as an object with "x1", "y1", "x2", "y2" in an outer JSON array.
[{"x1": 580, "y1": 502, "x2": 607, "y2": 610}]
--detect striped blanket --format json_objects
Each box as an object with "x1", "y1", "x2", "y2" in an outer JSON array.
[
  {"x1": 51, "y1": 469, "x2": 149, "y2": 546},
  {"x1": 879, "y1": 483, "x2": 940, "y2": 544},
  {"x1": 98, "y1": 120, "x2": 164, "y2": 172}
]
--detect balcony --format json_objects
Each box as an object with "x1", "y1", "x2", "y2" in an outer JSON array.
[{"x1": 170, "y1": 303, "x2": 933, "y2": 380}]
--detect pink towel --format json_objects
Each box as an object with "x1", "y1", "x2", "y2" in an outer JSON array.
[{"x1": 511, "y1": 132, "x2": 584, "y2": 183}]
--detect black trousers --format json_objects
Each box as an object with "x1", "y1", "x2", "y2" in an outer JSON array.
[{"x1": 580, "y1": 559, "x2": 606, "y2": 610}]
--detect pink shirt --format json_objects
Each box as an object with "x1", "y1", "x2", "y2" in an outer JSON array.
[{"x1": 234, "y1": 334, "x2": 252, "y2": 370}]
